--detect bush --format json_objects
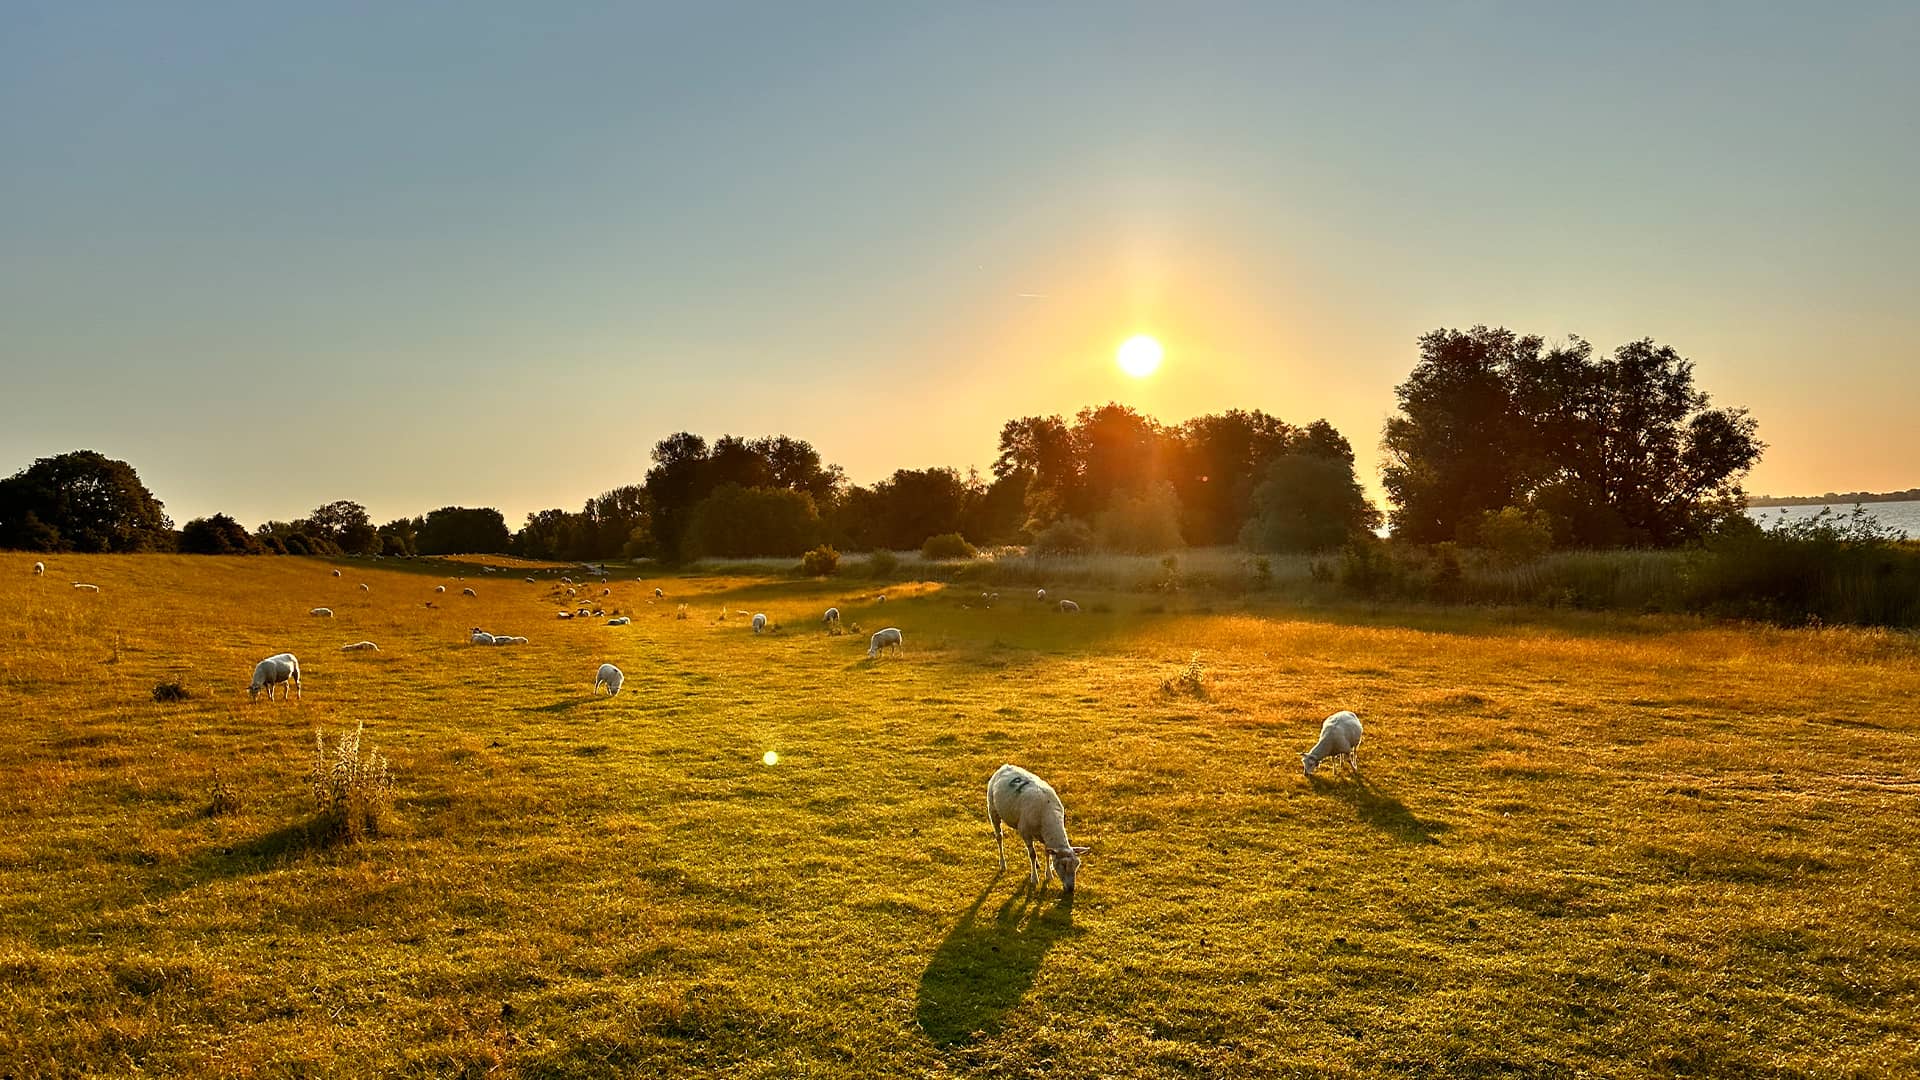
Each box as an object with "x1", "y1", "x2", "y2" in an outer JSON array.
[
  {"x1": 1094, "y1": 483, "x2": 1185, "y2": 553},
  {"x1": 151, "y1": 679, "x2": 191, "y2": 702},
  {"x1": 799, "y1": 544, "x2": 840, "y2": 576},
  {"x1": 1472, "y1": 506, "x2": 1554, "y2": 564},
  {"x1": 1240, "y1": 453, "x2": 1380, "y2": 553},
  {"x1": 1031, "y1": 517, "x2": 1094, "y2": 556},
  {"x1": 307, "y1": 721, "x2": 394, "y2": 843},
  {"x1": 1689, "y1": 508, "x2": 1920, "y2": 627},
  {"x1": 921, "y1": 533, "x2": 977, "y2": 560},
  {"x1": 867, "y1": 549, "x2": 900, "y2": 579},
  {"x1": 179, "y1": 514, "x2": 262, "y2": 555}
]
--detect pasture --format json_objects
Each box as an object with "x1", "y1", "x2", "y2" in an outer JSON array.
[{"x1": 2, "y1": 555, "x2": 1917, "y2": 1077}]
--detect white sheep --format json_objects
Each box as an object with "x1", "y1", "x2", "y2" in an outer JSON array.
[
  {"x1": 556, "y1": 611, "x2": 574, "y2": 619},
  {"x1": 462, "y1": 587, "x2": 477, "y2": 597},
  {"x1": 595, "y1": 663, "x2": 624, "y2": 696},
  {"x1": 654, "y1": 587, "x2": 665, "y2": 598},
  {"x1": 987, "y1": 764, "x2": 1091, "y2": 895},
  {"x1": 822, "y1": 607, "x2": 840, "y2": 625},
  {"x1": 492, "y1": 635, "x2": 527, "y2": 646},
  {"x1": 34, "y1": 561, "x2": 45, "y2": 575},
  {"x1": 525, "y1": 576, "x2": 536, "y2": 584},
  {"x1": 358, "y1": 583, "x2": 370, "y2": 593},
  {"x1": 248, "y1": 652, "x2": 301, "y2": 702},
  {"x1": 1302, "y1": 710, "x2": 1364, "y2": 777},
  {"x1": 309, "y1": 607, "x2": 333, "y2": 617},
  {"x1": 1058, "y1": 599, "x2": 1080, "y2": 613},
  {"x1": 469, "y1": 628, "x2": 496, "y2": 645},
  {"x1": 434, "y1": 585, "x2": 446, "y2": 593},
  {"x1": 876, "y1": 594, "x2": 887, "y2": 604},
  {"x1": 606, "y1": 616, "x2": 630, "y2": 626},
  {"x1": 752, "y1": 613, "x2": 769, "y2": 634},
  {"x1": 566, "y1": 588, "x2": 576, "y2": 597},
  {"x1": 1036, "y1": 588, "x2": 1046, "y2": 601},
  {"x1": 602, "y1": 588, "x2": 611, "y2": 596},
  {"x1": 867, "y1": 626, "x2": 903, "y2": 659},
  {"x1": 331, "y1": 569, "x2": 341, "y2": 577},
  {"x1": 339, "y1": 641, "x2": 379, "y2": 652},
  {"x1": 72, "y1": 582, "x2": 100, "y2": 592}
]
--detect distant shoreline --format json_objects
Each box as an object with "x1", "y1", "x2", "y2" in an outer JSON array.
[{"x1": 1747, "y1": 489, "x2": 1920, "y2": 507}]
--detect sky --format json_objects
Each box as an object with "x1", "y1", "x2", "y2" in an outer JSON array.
[{"x1": 3, "y1": 1, "x2": 1916, "y2": 528}]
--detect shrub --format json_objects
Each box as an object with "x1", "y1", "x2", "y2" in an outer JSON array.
[
  {"x1": 206, "y1": 768, "x2": 240, "y2": 816},
  {"x1": 867, "y1": 549, "x2": 900, "y2": 578},
  {"x1": 921, "y1": 533, "x2": 977, "y2": 560},
  {"x1": 1689, "y1": 507, "x2": 1920, "y2": 627},
  {"x1": 800, "y1": 544, "x2": 841, "y2": 577},
  {"x1": 1161, "y1": 651, "x2": 1208, "y2": 698},
  {"x1": 1472, "y1": 506, "x2": 1554, "y2": 564},
  {"x1": 1031, "y1": 517, "x2": 1094, "y2": 555},
  {"x1": 150, "y1": 679, "x2": 191, "y2": 702},
  {"x1": 306, "y1": 721, "x2": 394, "y2": 843},
  {"x1": 1094, "y1": 483, "x2": 1185, "y2": 553},
  {"x1": 1339, "y1": 537, "x2": 1397, "y2": 597}
]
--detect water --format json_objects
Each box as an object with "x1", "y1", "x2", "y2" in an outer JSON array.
[{"x1": 1745, "y1": 499, "x2": 1920, "y2": 539}]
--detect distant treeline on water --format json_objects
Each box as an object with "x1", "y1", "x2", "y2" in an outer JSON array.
[{"x1": 1747, "y1": 489, "x2": 1920, "y2": 507}]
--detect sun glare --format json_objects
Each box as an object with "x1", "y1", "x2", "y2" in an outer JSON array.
[{"x1": 1117, "y1": 335, "x2": 1163, "y2": 377}]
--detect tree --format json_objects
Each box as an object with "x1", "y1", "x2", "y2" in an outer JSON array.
[
  {"x1": 417, "y1": 507, "x2": 511, "y2": 555},
  {"x1": 377, "y1": 518, "x2": 420, "y2": 557},
  {"x1": 1094, "y1": 481, "x2": 1185, "y2": 553},
  {"x1": 869, "y1": 468, "x2": 970, "y2": 551},
  {"x1": 1382, "y1": 327, "x2": 1762, "y2": 546},
  {"x1": 1240, "y1": 453, "x2": 1382, "y2": 553},
  {"x1": 683, "y1": 484, "x2": 820, "y2": 559},
  {"x1": 302, "y1": 500, "x2": 379, "y2": 555},
  {"x1": 0, "y1": 450, "x2": 172, "y2": 552},
  {"x1": 179, "y1": 513, "x2": 263, "y2": 555}
]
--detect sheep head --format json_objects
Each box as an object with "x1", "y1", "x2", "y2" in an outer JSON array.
[{"x1": 1047, "y1": 845, "x2": 1090, "y2": 894}]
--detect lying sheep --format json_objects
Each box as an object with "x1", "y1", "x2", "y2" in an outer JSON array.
[
  {"x1": 248, "y1": 652, "x2": 301, "y2": 702},
  {"x1": 876, "y1": 594, "x2": 887, "y2": 604},
  {"x1": 606, "y1": 616, "x2": 630, "y2": 626},
  {"x1": 493, "y1": 635, "x2": 527, "y2": 646},
  {"x1": 434, "y1": 585, "x2": 446, "y2": 593},
  {"x1": 1058, "y1": 599, "x2": 1080, "y2": 614},
  {"x1": 654, "y1": 587, "x2": 665, "y2": 598},
  {"x1": 752, "y1": 613, "x2": 768, "y2": 634},
  {"x1": 358, "y1": 583, "x2": 370, "y2": 592},
  {"x1": 309, "y1": 607, "x2": 333, "y2": 617},
  {"x1": 987, "y1": 764, "x2": 1090, "y2": 895},
  {"x1": 822, "y1": 606, "x2": 840, "y2": 625},
  {"x1": 462, "y1": 587, "x2": 477, "y2": 597},
  {"x1": 867, "y1": 627, "x2": 903, "y2": 659},
  {"x1": 340, "y1": 641, "x2": 379, "y2": 652},
  {"x1": 33, "y1": 561, "x2": 45, "y2": 575},
  {"x1": 331, "y1": 569, "x2": 341, "y2": 578},
  {"x1": 470, "y1": 628, "x2": 496, "y2": 645},
  {"x1": 72, "y1": 583, "x2": 100, "y2": 592},
  {"x1": 602, "y1": 588, "x2": 611, "y2": 596},
  {"x1": 595, "y1": 663, "x2": 624, "y2": 696},
  {"x1": 525, "y1": 576, "x2": 536, "y2": 584},
  {"x1": 556, "y1": 611, "x2": 574, "y2": 620},
  {"x1": 1302, "y1": 710, "x2": 1364, "y2": 777}
]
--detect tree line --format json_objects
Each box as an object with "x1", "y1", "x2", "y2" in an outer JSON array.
[{"x1": 0, "y1": 327, "x2": 1765, "y2": 561}]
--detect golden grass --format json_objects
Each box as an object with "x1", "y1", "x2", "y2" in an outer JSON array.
[{"x1": 2, "y1": 555, "x2": 1918, "y2": 1077}]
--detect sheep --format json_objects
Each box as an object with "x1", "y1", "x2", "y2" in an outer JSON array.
[
  {"x1": 72, "y1": 583, "x2": 100, "y2": 592},
  {"x1": 822, "y1": 606, "x2": 841, "y2": 625},
  {"x1": 358, "y1": 583, "x2": 370, "y2": 593},
  {"x1": 751, "y1": 612, "x2": 769, "y2": 634},
  {"x1": 566, "y1": 588, "x2": 576, "y2": 597},
  {"x1": 1058, "y1": 599, "x2": 1080, "y2": 614},
  {"x1": 654, "y1": 587, "x2": 664, "y2": 598},
  {"x1": 1302, "y1": 710, "x2": 1364, "y2": 777},
  {"x1": 602, "y1": 588, "x2": 611, "y2": 596},
  {"x1": 1036, "y1": 588, "x2": 1046, "y2": 601},
  {"x1": 525, "y1": 576, "x2": 536, "y2": 584},
  {"x1": 34, "y1": 561, "x2": 46, "y2": 575},
  {"x1": 434, "y1": 585, "x2": 446, "y2": 593},
  {"x1": 309, "y1": 607, "x2": 333, "y2": 617},
  {"x1": 470, "y1": 628, "x2": 496, "y2": 645},
  {"x1": 339, "y1": 641, "x2": 379, "y2": 652},
  {"x1": 462, "y1": 587, "x2": 477, "y2": 597},
  {"x1": 876, "y1": 594, "x2": 887, "y2": 604},
  {"x1": 606, "y1": 616, "x2": 631, "y2": 626},
  {"x1": 867, "y1": 626, "x2": 903, "y2": 659},
  {"x1": 492, "y1": 635, "x2": 527, "y2": 646},
  {"x1": 248, "y1": 652, "x2": 301, "y2": 702},
  {"x1": 987, "y1": 764, "x2": 1091, "y2": 895},
  {"x1": 556, "y1": 611, "x2": 574, "y2": 619},
  {"x1": 595, "y1": 663, "x2": 625, "y2": 696},
  {"x1": 331, "y1": 569, "x2": 342, "y2": 577}
]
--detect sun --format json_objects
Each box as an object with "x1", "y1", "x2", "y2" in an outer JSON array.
[{"x1": 1117, "y1": 335, "x2": 1164, "y2": 377}]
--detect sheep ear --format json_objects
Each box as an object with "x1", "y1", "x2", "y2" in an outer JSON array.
[{"x1": 1071, "y1": 845, "x2": 1090, "y2": 856}]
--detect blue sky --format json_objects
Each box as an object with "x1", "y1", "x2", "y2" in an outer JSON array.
[{"x1": 3, "y1": 2, "x2": 1915, "y2": 526}]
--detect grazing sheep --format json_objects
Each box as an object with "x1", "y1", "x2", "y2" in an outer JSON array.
[
  {"x1": 566, "y1": 588, "x2": 576, "y2": 596},
  {"x1": 331, "y1": 569, "x2": 341, "y2": 577},
  {"x1": 339, "y1": 641, "x2": 379, "y2": 652},
  {"x1": 470, "y1": 628, "x2": 496, "y2": 645},
  {"x1": 1058, "y1": 599, "x2": 1080, "y2": 614},
  {"x1": 358, "y1": 583, "x2": 370, "y2": 593},
  {"x1": 1036, "y1": 588, "x2": 1046, "y2": 601},
  {"x1": 987, "y1": 764, "x2": 1090, "y2": 895},
  {"x1": 248, "y1": 653, "x2": 301, "y2": 702},
  {"x1": 876, "y1": 594, "x2": 887, "y2": 604},
  {"x1": 654, "y1": 587, "x2": 664, "y2": 598},
  {"x1": 33, "y1": 561, "x2": 45, "y2": 575},
  {"x1": 1302, "y1": 710, "x2": 1364, "y2": 777},
  {"x1": 525, "y1": 576, "x2": 536, "y2": 584},
  {"x1": 462, "y1": 587, "x2": 477, "y2": 597},
  {"x1": 434, "y1": 585, "x2": 446, "y2": 593},
  {"x1": 867, "y1": 626, "x2": 903, "y2": 659},
  {"x1": 72, "y1": 583, "x2": 100, "y2": 592},
  {"x1": 822, "y1": 607, "x2": 841, "y2": 625},
  {"x1": 595, "y1": 663, "x2": 625, "y2": 696},
  {"x1": 602, "y1": 588, "x2": 611, "y2": 596},
  {"x1": 556, "y1": 611, "x2": 574, "y2": 619},
  {"x1": 309, "y1": 607, "x2": 333, "y2": 617},
  {"x1": 606, "y1": 616, "x2": 630, "y2": 626},
  {"x1": 751, "y1": 613, "x2": 769, "y2": 634}
]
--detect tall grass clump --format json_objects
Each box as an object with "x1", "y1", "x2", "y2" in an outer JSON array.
[
  {"x1": 306, "y1": 720, "x2": 394, "y2": 842},
  {"x1": 1688, "y1": 508, "x2": 1920, "y2": 627},
  {"x1": 920, "y1": 533, "x2": 976, "y2": 561},
  {"x1": 799, "y1": 544, "x2": 840, "y2": 577}
]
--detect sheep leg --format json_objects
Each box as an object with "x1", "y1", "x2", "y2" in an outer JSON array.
[
  {"x1": 1023, "y1": 837, "x2": 1041, "y2": 887},
  {"x1": 989, "y1": 801, "x2": 1006, "y2": 871}
]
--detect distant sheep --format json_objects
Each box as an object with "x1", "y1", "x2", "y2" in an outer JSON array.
[
  {"x1": 555, "y1": 611, "x2": 574, "y2": 620},
  {"x1": 462, "y1": 587, "x2": 477, "y2": 597},
  {"x1": 654, "y1": 587, "x2": 664, "y2": 598},
  {"x1": 606, "y1": 616, "x2": 631, "y2": 626},
  {"x1": 595, "y1": 663, "x2": 624, "y2": 696},
  {"x1": 1302, "y1": 710, "x2": 1364, "y2": 778},
  {"x1": 566, "y1": 588, "x2": 576, "y2": 597},
  {"x1": 525, "y1": 576, "x2": 536, "y2": 584},
  {"x1": 602, "y1": 588, "x2": 611, "y2": 596},
  {"x1": 492, "y1": 635, "x2": 528, "y2": 646},
  {"x1": 876, "y1": 594, "x2": 887, "y2": 604},
  {"x1": 434, "y1": 585, "x2": 446, "y2": 593},
  {"x1": 248, "y1": 652, "x2": 301, "y2": 702},
  {"x1": 309, "y1": 607, "x2": 333, "y2": 617},
  {"x1": 1036, "y1": 588, "x2": 1046, "y2": 601},
  {"x1": 339, "y1": 641, "x2": 379, "y2": 652},
  {"x1": 867, "y1": 626, "x2": 903, "y2": 659},
  {"x1": 1058, "y1": 599, "x2": 1080, "y2": 614},
  {"x1": 34, "y1": 561, "x2": 46, "y2": 576},
  {"x1": 751, "y1": 612, "x2": 769, "y2": 634},
  {"x1": 358, "y1": 583, "x2": 370, "y2": 593},
  {"x1": 987, "y1": 764, "x2": 1090, "y2": 895},
  {"x1": 332, "y1": 569, "x2": 341, "y2": 578},
  {"x1": 72, "y1": 583, "x2": 100, "y2": 592},
  {"x1": 822, "y1": 607, "x2": 840, "y2": 625},
  {"x1": 469, "y1": 628, "x2": 496, "y2": 645}
]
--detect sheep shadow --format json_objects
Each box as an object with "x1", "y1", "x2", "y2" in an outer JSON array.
[
  {"x1": 518, "y1": 698, "x2": 595, "y2": 714},
  {"x1": 915, "y1": 875, "x2": 1077, "y2": 1047},
  {"x1": 1313, "y1": 772, "x2": 1448, "y2": 844}
]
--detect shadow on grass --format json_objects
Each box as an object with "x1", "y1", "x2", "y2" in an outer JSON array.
[
  {"x1": 518, "y1": 697, "x2": 594, "y2": 714},
  {"x1": 916, "y1": 875, "x2": 1077, "y2": 1047},
  {"x1": 1314, "y1": 772, "x2": 1449, "y2": 844}
]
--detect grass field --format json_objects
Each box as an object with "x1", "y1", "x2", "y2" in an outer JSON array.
[{"x1": 3, "y1": 555, "x2": 1918, "y2": 1078}]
